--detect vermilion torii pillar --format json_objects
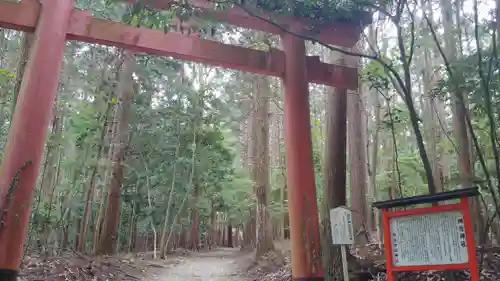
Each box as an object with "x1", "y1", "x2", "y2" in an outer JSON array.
[
  {"x1": 0, "y1": 0, "x2": 74, "y2": 279},
  {"x1": 282, "y1": 25, "x2": 323, "y2": 281}
]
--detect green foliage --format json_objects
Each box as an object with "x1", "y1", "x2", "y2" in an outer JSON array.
[
  {"x1": 361, "y1": 58, "x2": 391, "y2": 91},
  {"x1": 215, "y1": 0, "x2": 371, "y2": 26},
  {"x1": 0, "y1": 20, "x2": 262, "y2": 252},
  {"x1": 0, "y1": 68, "x2": 14, "y2": 85},
  {"x1": 6, "y1": 0, "x2": 498, "y2": 256}
]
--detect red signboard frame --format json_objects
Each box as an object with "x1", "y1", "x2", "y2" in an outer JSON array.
[{"x1": 379, "y1": 195, "x2": 480, "y2": 281}]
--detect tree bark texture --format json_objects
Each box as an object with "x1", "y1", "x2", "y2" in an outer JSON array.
[
  {"x1": 96, "y1": 51, "x2": 135, "y2": 255},
  {"x1": 252, "y1": 75, "x2": 274, "y2": 257},
  {"x1": 321, "y1": 83, "x2": 348, "y2": 281},
  {"x1": 347, "y1": 89, "x2": 371, "y2": 244}
]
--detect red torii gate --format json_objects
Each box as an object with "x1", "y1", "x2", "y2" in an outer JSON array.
[{"x1": 0, "y1": 0, "x2": 366, "y2": 280}]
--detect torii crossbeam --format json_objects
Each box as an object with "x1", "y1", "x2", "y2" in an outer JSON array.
[{"x1": 0, "y1": 0, "x2": 367, "y2": 280}]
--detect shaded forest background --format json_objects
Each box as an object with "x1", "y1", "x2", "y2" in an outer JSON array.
[{"x1": 1, "y1": 0, "x2": 500, "y2": 280}]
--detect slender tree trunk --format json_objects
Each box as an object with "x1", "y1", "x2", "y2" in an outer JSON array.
[
  {"x1": 252, "y1": 75, "x2": 274, "y2": 257},
  {"x1": 36, "y1": 106, "x2": 63, "y2": 254},
  {"x1": 440, "y1": 0, "x2": 485, "y2": 239},
  {"x1": 93, "y1": 61, "x2": 120, "y2": 254},
  {"x1": 367, "y1": 92, "x2": 383, "y2": 242},
  {"x1": 164, "y1": 131, "x2": 198, "y2": 256},
  {"x1": 93, "y1": 188, "x2": 107, "y2": 252},
  {"x1": 45, "y1": 116, "x2": 64, "y2": 255},
  {"x1": 270, "y1": 79, "x2": 285, "y2": 242},
  {"x1": 279, "y1": 179, "x2": 286, "y2": 241},
  {"x1": 96, "y1": 51, "x2": 135, "y2": 255},
  {"x1": 39, "y1": 107, "x2": 60, "y2": 201},
  {"x1": 227, "y1": 223, "x2": 233, "y2": 248},
  {"x1": 420, "y1": 10, "x2": 444, "y2": 193},
  {"x1": 190, "y1": 185, "x2": 200, "y2": 251},
  {"x1": 127, "y1": 202, "x2": 136, "y2": 252},
  {"x1": 74, "y1": 218, "x2": 81, "y2": 250},
  {"x1": 243, "y1": 210, "x2": 256, "y2": 248},
  {"x1": 145, "y1": 169, "x2": 158, "y2": 259},
  {"x1": 0, "y1": 30, "x2": 5, "y2": 68},
  {"x1": 78, "y1": 102, "x2": 110, "y2": 252},
  {"x1": 209, "y1": 200, "x2": 216, "y2": 250},
  {"x1": 347, "y1": 86, "x2": 370, "y2": 244},
  {"x1": 277, "y1": 88, "x2": 287, "y2": 242},
  {"x1": 159, "y1": 135, "x2": 182, "y2": 258}
]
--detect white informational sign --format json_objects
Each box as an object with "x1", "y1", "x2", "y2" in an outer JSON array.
[
  {"x1": 389, "y1": 210, "x2": 468, "y2": 267},
  {"x1": 330, "y1": 207, "x2": 354, "y2": 245},
  {"x1": 330, "y1": 207, "x2": 354, "y2": 281}
]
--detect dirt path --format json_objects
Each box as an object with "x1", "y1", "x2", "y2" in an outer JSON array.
[{"x1": 152, "y1": 248, "x2": 249, "y2": 281}]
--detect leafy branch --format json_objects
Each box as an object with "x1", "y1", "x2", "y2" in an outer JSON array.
[
  {"x1": 423, "y1": 3, "x2": 500, "y2": 234},
  {"x1": 203, "y1": 0, "x2": 437, "y2": 194}
]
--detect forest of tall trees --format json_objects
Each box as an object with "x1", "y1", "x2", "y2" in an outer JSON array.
[{"x1": 1, "y1": 0, "x2": 500, "y2": 280}]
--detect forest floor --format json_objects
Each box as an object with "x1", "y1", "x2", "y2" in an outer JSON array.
[
  {"x1": 150, "y1": 248, "x2": 252, "y2": 281},
  {"x1": 19, "y1": 242, "x2": 500, "y2": 281},
  {"x1": 18, "y1": 247, "x2": 254, "y2": 281}
]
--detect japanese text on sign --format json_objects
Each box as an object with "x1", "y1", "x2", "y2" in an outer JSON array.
[
  {"x1": 390, "y1": 210, "x2": 468, "y2": 267},
  {"x1": 330, "y1": 207, "x2": 354, "y2": 245}
]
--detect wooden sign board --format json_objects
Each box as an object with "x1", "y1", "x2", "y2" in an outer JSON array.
[
  {"x1": 330, "y1": 206, "x2": 354, "y2": 281},
  {"x1": 373, "y1": 188, "x2": 480, "y2": 281},
  {"x1": 389, "y1": 210, "x2": 468, "y2": 267},
  {"x1": 330, "y1": 207, "x2": 354, "y2": 245}
]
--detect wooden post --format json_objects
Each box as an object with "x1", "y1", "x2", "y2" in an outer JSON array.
[
  {"x1": 340, "y1": 245, "x2": 349, "y2": 281},
  {"x1": 381, "y1": 209, "x2": 395, "y2": 281},
  {"x1": 0, "y1": 0, "x2": 73, "y2": 278},
  {"x1": 461, "y1": 198, "x2": 479, "y2": 281},
  {"x1": 281, "y1": 26, "x2": 324, "y2": 281}
]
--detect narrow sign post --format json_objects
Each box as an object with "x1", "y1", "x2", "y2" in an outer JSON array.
[
  {"x1": 340, "y1": 245, "x2": 349, "y2": 281},
  {"x1": 373, "y1": 188, "x2": 480, "y2": 281},
  {"x1": 330, "y1": 206, "x2": 354, "y2": 281}
]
